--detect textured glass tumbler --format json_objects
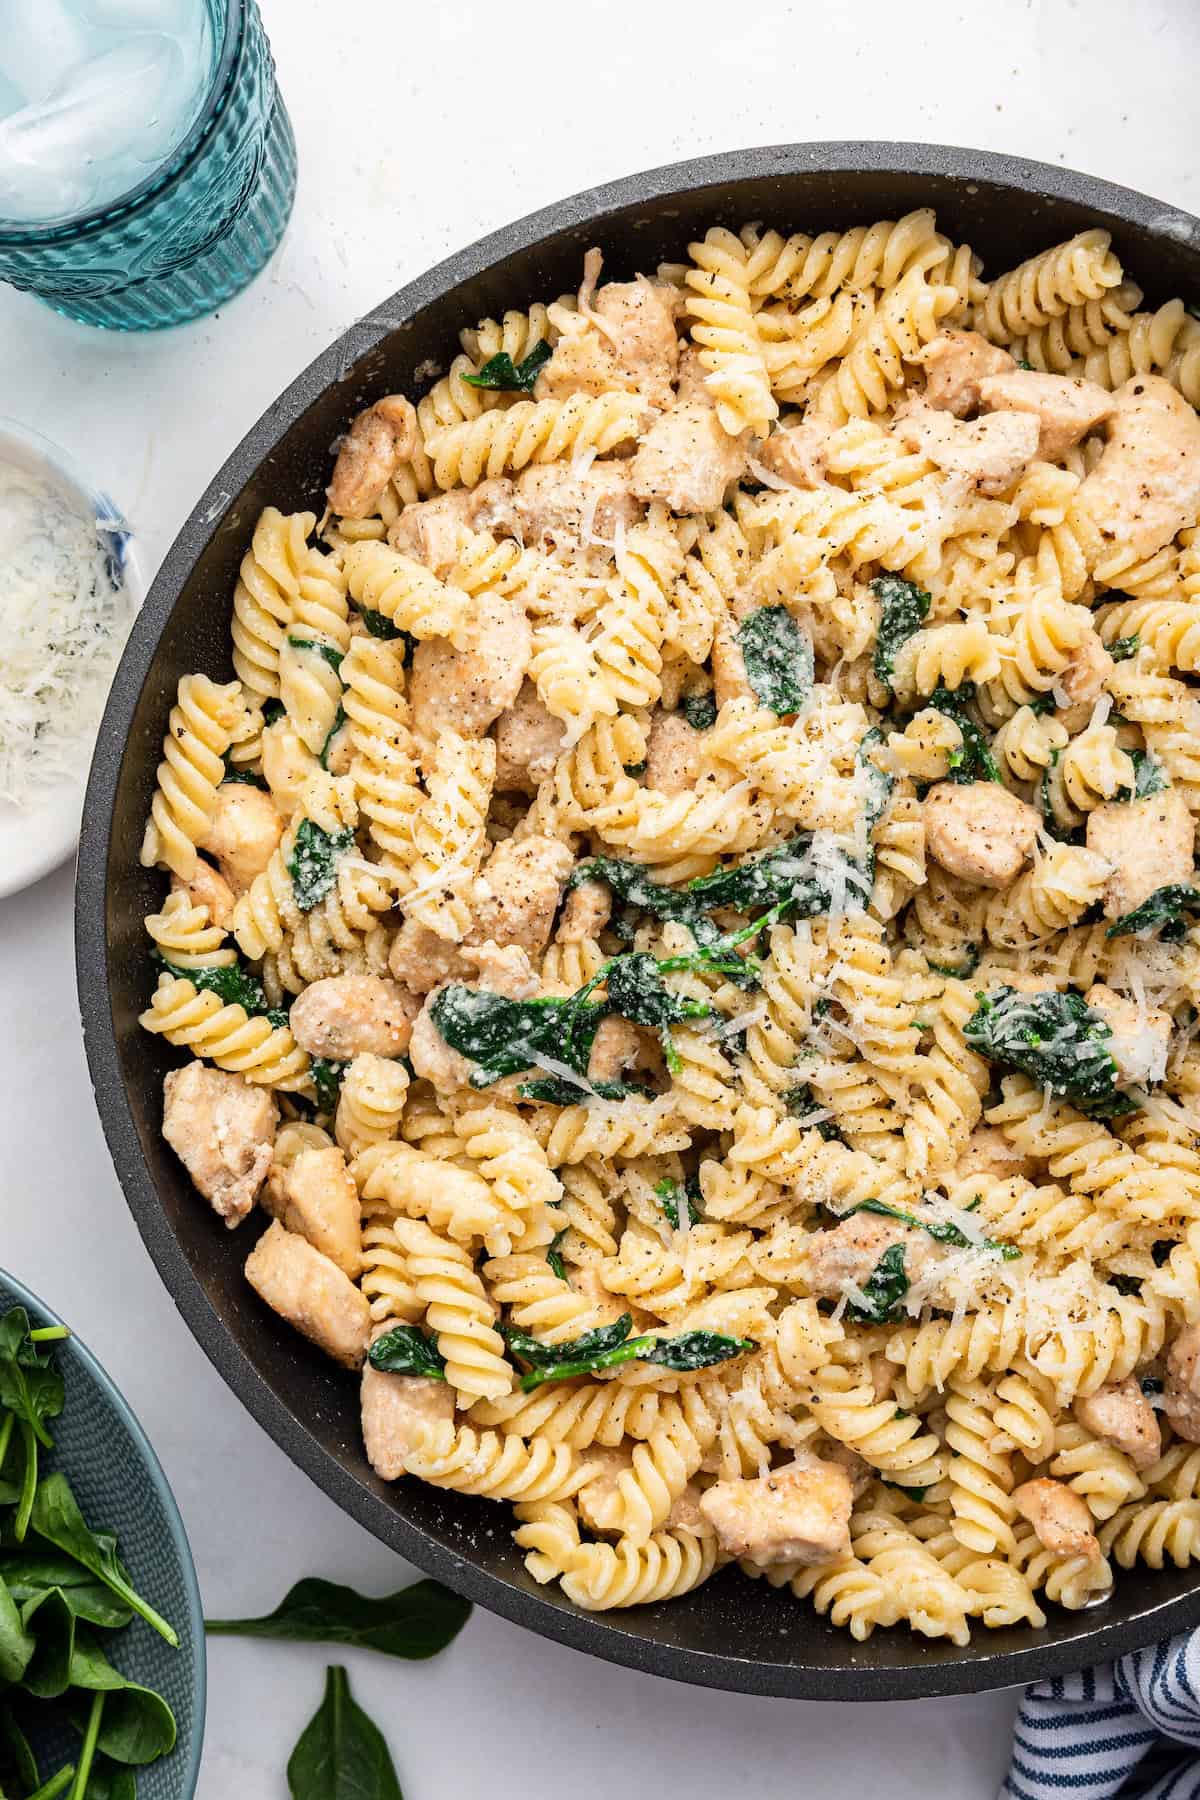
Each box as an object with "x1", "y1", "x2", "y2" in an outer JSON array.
[{"x1": 0, "y1": 0, "x2": 297, "y2": 331}]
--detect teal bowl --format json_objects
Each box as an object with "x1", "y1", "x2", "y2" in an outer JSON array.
[{"x1": 0, "y1": 1270, "x2": 205, "y2": 1797}]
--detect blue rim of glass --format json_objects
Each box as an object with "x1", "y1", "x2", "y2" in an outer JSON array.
[
  {"x1": 0, "y1": 0, "x2": 245, "y2": 247},
  {"x1": 0, "y1": 1265, "x2": 207, "y2": 1798}
]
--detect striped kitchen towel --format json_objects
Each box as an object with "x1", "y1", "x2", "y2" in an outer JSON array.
[{"x1": 1000, "y1": 1634, "x2": 1200, "y2": 1799}]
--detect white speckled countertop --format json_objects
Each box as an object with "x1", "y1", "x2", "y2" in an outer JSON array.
[{"x1": 2, "y1": 0, "x2": 1198, "y2": 1790}]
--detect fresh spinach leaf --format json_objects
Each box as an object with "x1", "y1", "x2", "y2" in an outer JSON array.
[
  {"x1": 19, "y1": 1587, "x2": 78, "y2": 1697},
  {"x1": 872, "y1": 575, "x2": 930, "y2": 684},
  {"x1": 1105, "y1": 884, "x2": 1200, "y2": 940},
  {"x1": 367, "y1": 1328, "x2": 446, "y2": 1381},
  {"x1": 0, "y1": 1577, "x2": 34, "y2": 1684},
  {"x1": 0, "y1": 1310, "x2": 65, "y2": 1541},
  {"x1": 964, "y1": 986, "x2": 1135, "y2": 1117},
  {"x1": 28, "y1": 1475, "x2": 178, "y2": 1648},
  {"x1": 288, "y1": 1665, "x2": 403, "y2": 1800},
  {"x1": 845, "y1": 1243, "x2": 910, "y2": 1324},
  {"x1": 287, "y1": 818, "x2": 354, "y2": 912},
  {"x1": 61, "y1": 1642, "x2": 176, "y2": 1764},
  {"x1": 681, "y1": 688, "x2": 717, "y2": 731},
  {"x1": 737, "y1": 606, "x2": 814, "y2": 714},
  {"x1": 0, "y1": 1701, "x2": 39, "y2": 1790},
  {"x1": 463, "y1": 340, "x2": 552, "y2": 393},
  {"x1": 206, "y1": 1576, "x2": 470, "y2": 1661}
]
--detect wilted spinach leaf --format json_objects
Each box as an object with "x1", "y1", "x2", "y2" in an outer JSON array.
[
  {"x1": 681, "y1": 688, "x2": 717, "y2": 731},
  {"x1": 872, "y1": 575, "x2": 930, "y2": 684},
  {"x1": 845, "y1": 1243, "x2": 910, "y2": 1324},
  {"x1": 287, "y1": 818, "x2": 354, "y2": 911},
  {"x1": 737, "y1": 606, "x2": 814, "y2": 714},
  {"x1": 964, "y1": 986, "x2": 1135, "y2": 1116},
  {"x1": 367, "y1": 1328, "x2": 446, "y2": 1381},
  {"x1": 463, "y1": 340, "x2": 552, "y2": 392}
]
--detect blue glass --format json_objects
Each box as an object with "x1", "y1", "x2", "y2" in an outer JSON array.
[{"x1": 0, "y1": 0, "x2": 296, "y2": 331}]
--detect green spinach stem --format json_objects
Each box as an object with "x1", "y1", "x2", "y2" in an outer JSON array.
[{"x1": 69, "y1": 1693, "x2": 104, "y2": 1800}]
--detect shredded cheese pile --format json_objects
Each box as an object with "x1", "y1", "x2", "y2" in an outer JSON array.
[{"x1": 0, "y1": 460, "x2": 133, "y2": 808}]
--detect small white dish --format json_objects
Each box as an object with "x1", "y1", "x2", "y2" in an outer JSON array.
[{"x1": 0, "y1": 420, "x2": 143, "y2": 900}]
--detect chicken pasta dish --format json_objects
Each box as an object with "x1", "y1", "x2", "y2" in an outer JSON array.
[{"x1": 139, "y1": 211, "x2": 1200, "y2": 1639}]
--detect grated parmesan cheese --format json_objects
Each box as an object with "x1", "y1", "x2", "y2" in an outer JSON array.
[{"x1": 0, "y1": 458, "x2": 134, "y2": 808}]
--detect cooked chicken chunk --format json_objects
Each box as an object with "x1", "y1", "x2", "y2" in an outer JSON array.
[
  {"x1": 387, "y1": 922, "x2": 468, "y2": 994},
  {"x1": 920, "y1": 330, "x2": 1016, "y2": 416},
  {"x1": 386, "y1": 490, "x2": 473, "y2": 576},
  {"x1": 460, "y1": 940, "x2": 539, "y2": 997},
  {"x1": 1013, "y1": 1477, "x2": 1100, "y2": 1559},
  {"x1": 645, "y1": 711, "x2": 703, "y2": 796},
  {"x1": 409, "y1": 590, "x2": 531, "y2": 741},
  {"x1": 755, "y1": 420, "x2": 833, "y2": 489},
  {"x1": 711, "y1": 621, "x2": 755, "y2": 708},
  {"x1": 587, "y1": 1016, "x2": 642, "y2": 1084},
  {"x1": 569, "y1": 1263, "x2": 632, "y2": 1329},
  {"x1": 665, "y1": 1483, "x2": 710, "y2": 1535},
  {"x1": 954, "y1": 1125, "x2": 1037, "y2": 1184},
  {"x1": 1165, "y1": 1324, "x2": 1200, "y2": 1444},
  {"x1": 537, "y1": 274, "x2": 679, "y2": 410},
  {"x1": 1084, "y1": 983, "x2": 1171, "y2": 1086},
  {"x1": 1078, "y1": 376, "x2": 1200, "y2": 562},
  {"x1": 1055, "y1": 630, "x2": 1114, "y2": 728},
  {"x1": 698, "y1": 1457, "x2": 854, "y2": 1566},
  {"x1": 407, "y1": 990, "x2": 475, "y2": 1095},
  {"x1": 895, "y1": 395, "x2": 1039, "y2": 496},
  {"x1": 801, "y1": 1213, "x2": 932, "y2": 1299},
  {"x1": 471, "y1": 835, "x2": 574, "y2": 957},
  {"x1": 493, "y1": 682, "x2": 566, "y2": 792},
  {"x1": 289, "y1": 975, "x2": 420, "y2": 1061},
  {"x1": 244, "y1": 1220, "x2": 371, "y2": 1369},
  {"x1": 327, "y1": 395, "x2": 418, "y2": 520},
  {"x1": 198, "y1": 784, "x2": 282, "y2": 893},
  {"x1": 923, "y1": 781, "x2": 1040, "y2": 888},
  {"x1": 260, "y1": 720, "x2": 319, "y2": 819},
  {"x1": 362, "y1": 1352, "x2": 454, "y2": 1481},
  {"x1": 1086, "y1": 788, "x2": 1194, "y2": 919},
  {"x1": 513, "y1": 460, "x2": 644, "y2": 555},
  {"x1": 631, "y1": 401, "x2": 749, "y2": 513},
  {"x1": 162, "y1": 1062, "x2": 277, "y2": 1228},
  {"x1": 1073, "y1": 1376, "x2": 1162, "y2": 1472},
  {"x1": 171, "y1": 861, "x2": 236, "y2": 932},
  {"x1": 556, "y1": 878, "x2": 611, "y2": 942},
  {"x1": 263, "y1": 1144, "x2": 362, "y2": 1278},
  {"x1": 978, "y1": 370, "x2": 1115, "y2": 459}
]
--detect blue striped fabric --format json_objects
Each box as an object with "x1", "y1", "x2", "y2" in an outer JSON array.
[{"x1": 1000, "y1": 1635, "x2": 1200, "y2": 1799}]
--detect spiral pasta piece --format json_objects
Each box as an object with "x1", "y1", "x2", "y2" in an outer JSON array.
[
  {"x1": 139, "y1": 974, "x2": 310, "y2": 1089},
  {"x1": 972, "y1": 229, "x2": 1123, "y2": 343},
  {"x1": 139, "y1": 674, "x2": 242, "y2": 879},
  {"x1": 685, "y1": 226, "x2": 777, "y2": 435}
]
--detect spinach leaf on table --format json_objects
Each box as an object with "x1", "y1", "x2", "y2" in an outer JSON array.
[
  {"x1": 206, "y1": 1577, "x2": 471, "y2": 1661},
  {"x1": 872, "y1": 575, "x2": 930, "y2": 685},
  {"x1": 287, "y1": 1665, "x2": 403, "y2": 1800},
  {"x1": 737, "y1": 606, "x2": 814, "y2": 714}
]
